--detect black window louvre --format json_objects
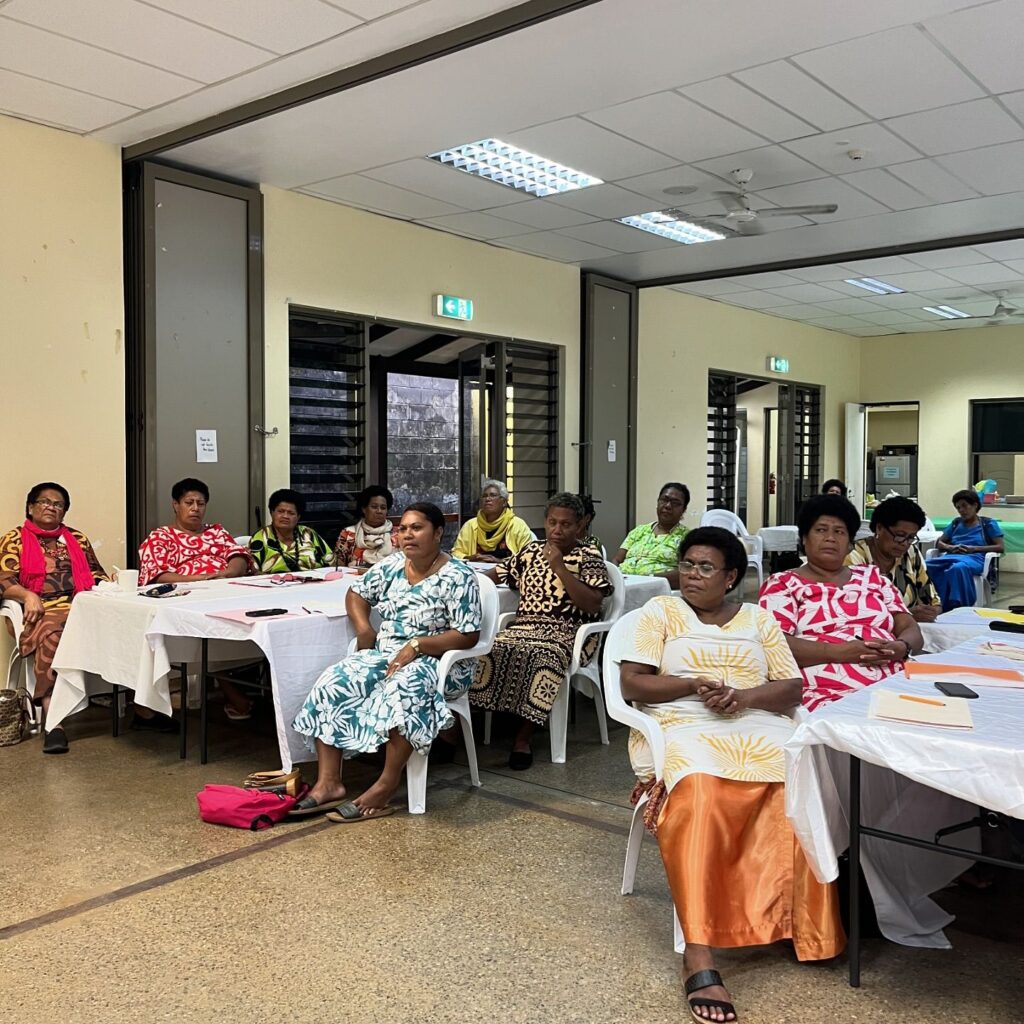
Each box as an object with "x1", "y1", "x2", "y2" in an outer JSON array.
[{"x1": 707, "y1": 373, "x2": 738, "y2": 511}]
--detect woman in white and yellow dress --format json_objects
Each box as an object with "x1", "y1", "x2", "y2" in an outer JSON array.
[{"x1": 619, "y1": 526, "x2": 843, "y2": 1024}]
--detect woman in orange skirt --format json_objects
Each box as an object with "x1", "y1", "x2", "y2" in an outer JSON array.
[{"x1": 619, "y1": 527, "x2": 844, "y2": 1023}]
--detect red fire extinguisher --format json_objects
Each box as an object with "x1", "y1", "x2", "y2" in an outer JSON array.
[{"x1": 769, "y1": 472, "x2": 777, "y2": 495}]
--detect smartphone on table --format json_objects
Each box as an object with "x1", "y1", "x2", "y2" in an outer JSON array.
[{"x1": 934, "y1": 681, "x2": 978, "y2": 699}]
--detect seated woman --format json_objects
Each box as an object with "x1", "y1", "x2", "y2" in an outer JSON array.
[
  {"x1": 452, "y1": 479, "x2": 533, "y2": 563},
  {"x1": 249, "y1": 488, "x2": 331, "y2": 573},
  {"x1": 614, "y1": 482, "x2": 689, "y2": 588},
  {"x1": 821, "y1": 478, "x2": 847, "y2": 497},
  {"x1": 138, "y1": 477, "x2": 254, "y2": 722},
  {"x1": 0, "y1": 482, "x2": 108, "y2": 754},
  {"x1": 291, "y1": 503, "x2": 481, "y2": 821},
  {"x1": 620, "y1": 527, "x2": 843, "y2": 1022},
  {"x1": 759, "y1": 494, "x2": 922, "y2": 712},
  {"x1": 576, "y1": 493, "x2": 603, "y2": 553},
  {"x1": 334, "y1": 485, "x2": 396, "y2": 568},
  {"x1": 928, "y1": 489, "x2": 1004, "y2": 611},
  {"x1": 470, "y1": 493, "x2": 611, "y2": 769},
  {"x1": 846, "y1": 496, "x2": 940, "y2": 623}
]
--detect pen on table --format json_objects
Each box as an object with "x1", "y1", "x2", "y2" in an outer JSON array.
[{"x1": 898, "y1": 694, "x2": 945, "y2": 707}]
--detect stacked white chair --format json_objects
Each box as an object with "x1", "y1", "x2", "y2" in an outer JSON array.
[
  {"x1": 602, "y1": 609, "x2": 684, "y2": 953},
  {"x1": 697, "y1": 509, "x2": 764, "y2": 592},
  {"x1": 483, "y1": 560, "x2": 626, "y2": 763},
  {"x1": 1, "y1": 599, "x2": 40, "y2": 732},
  {"x1": 346, "y1": 574, "x2": 500, "y2": 814}
]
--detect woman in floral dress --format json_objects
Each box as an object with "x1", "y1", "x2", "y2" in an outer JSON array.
[
  {"x1": 619, "y1": 527, "x2": 843, "y2": 1023},
  {"x1": 759, "y1": 494, "x2": 923, "y2": 712},
  {"x1": 292, "y1": 503, "x2": 481, "y2": 821}
]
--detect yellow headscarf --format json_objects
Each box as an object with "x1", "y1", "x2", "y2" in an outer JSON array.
[{"x1": 474, "y1": 506, "x2": 516, "y2": 553}]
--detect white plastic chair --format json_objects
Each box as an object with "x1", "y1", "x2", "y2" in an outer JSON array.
[
  {"x1": 925, "y1": 548, "x2": 1001, "y2": 607},
  {"x1": 234, "y1": 535, "x2": 251, "y2": 547},
  {"x1": 602, "y1": 609, "x2": 684, "y2": 953},
  {"x1": 483, "y1": 560, "x2": 625, "y2": 764},
  {"x1": 698, "y1": 509, "x2": 764, "y2": 592},
  {"x1": 1, "y1": 599, "x2": 41, "y2": 732},
  {"x1": 346, "y1": 574, "x2": 499, "y2": 814}
]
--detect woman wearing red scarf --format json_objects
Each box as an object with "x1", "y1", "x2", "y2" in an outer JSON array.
[{"x1": 0, "y1": 482, "x2": 108, "y2": 753}]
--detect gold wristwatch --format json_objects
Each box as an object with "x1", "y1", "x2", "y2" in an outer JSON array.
[{"x1": 409, "y1": 637, "x2": 422, "y2": 656}]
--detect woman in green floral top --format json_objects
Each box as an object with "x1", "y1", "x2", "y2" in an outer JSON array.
[
  {"x1": 613, "y1": 482, "x2": 690, "y2": 588},
  {"x1": 249, "y1": 489, "x2": 332, "y2": 573}
]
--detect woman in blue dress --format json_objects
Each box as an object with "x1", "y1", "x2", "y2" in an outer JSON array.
[
  {"x1": 292, "y1": 502, "x2": 482, "y2": 820},
  {"x1": 929, "y1": 489, "x2": 1004, "y2": 610}
]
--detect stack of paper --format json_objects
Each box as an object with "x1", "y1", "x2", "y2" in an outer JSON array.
[
  {"x1": 974, "y1": 609, "x2": 1024, "y2": 625},
  {"x1": 870, "y1": 689, "x2": 974, "y2": 730},
  {"x1": 904, "y1": 661, "x2": 1024, "y2": 689}
]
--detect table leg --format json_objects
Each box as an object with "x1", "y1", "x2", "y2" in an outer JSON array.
[
  {"x1": 849, "y1": 754, "x2": 862, "y2": 988},
  {"x1": 178, "y1": 664, "x2": 187, "y2": 760},
  {"x1": 200, "y1": 640, "x2": 209, "y2": 765},
  {"x1": 112, "y1": 684, "x2": 120, "y2": 737}
]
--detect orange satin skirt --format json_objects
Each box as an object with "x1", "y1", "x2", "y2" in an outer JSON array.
[{"x1": 656, "y1": 773, "x2": 845, "y2": 961}]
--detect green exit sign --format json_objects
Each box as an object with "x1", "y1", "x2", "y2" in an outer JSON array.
[
  {"x1": 766, "y1": 355, "x2": 790, "y2": 373},
  {"x1": 435, "y1": 294, "x2": 474, "y2": 321}
]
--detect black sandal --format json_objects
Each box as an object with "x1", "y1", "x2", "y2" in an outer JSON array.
[{"x1": 685, "y1": 969, "x2": 737, "y2": 1023}]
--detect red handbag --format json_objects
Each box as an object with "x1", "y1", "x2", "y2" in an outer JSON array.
[{"x1": 196, "y1": 784, "x2": 305, "y2": 830}]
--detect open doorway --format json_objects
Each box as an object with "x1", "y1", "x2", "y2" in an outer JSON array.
[
  {"x1": 844, "y1": 402, "x2": 920, "y2": 516},
  {"x1": 288, "y1": 309, "x2": 560, "y2": 549}
]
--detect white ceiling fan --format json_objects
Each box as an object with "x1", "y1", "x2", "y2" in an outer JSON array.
[
  {"x1": 663, "y1": 169, "x2": 839, "y2": 236},
  {"x1": 939, "y1": 290, "x2": 1024, "y2": 325}
]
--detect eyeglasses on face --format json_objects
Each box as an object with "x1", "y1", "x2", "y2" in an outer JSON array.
[
  {"x1": 882, "y1": 524, "x2": 918, "y2": 545},
  {"x1": 678, "y1": 560, "x2": 723, "y2": 579},
  {"x1": 33, "y1": 499, "x2": 66, "y2": 511}
]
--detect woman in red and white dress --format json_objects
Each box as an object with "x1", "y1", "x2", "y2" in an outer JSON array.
[
  {"x1": 759, "y1": 494, "x2": 923, "y2": 712},
  {"x1": 137, "y1": 477, "x2": 254, "y2": 723}
]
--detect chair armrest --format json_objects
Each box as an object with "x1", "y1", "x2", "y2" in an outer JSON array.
[
  {"x1": 983, "y1": 551, "x2": 1000, "y2": 573},
  {"x1": 0, "y1": 598, "x2": 24, "y2": 639},
  {"x1": 571, "y1": 620, "x2": 614, "y2": 670},
  {"x1": 606, "y1": 697, "x2": 667, "y2": 781},
  {"x1": 496, "y1": 611, "x2": 517, "y2": 632},
  {"x1": 436, "y1": 639, "x2": 493, "y2": 694}
]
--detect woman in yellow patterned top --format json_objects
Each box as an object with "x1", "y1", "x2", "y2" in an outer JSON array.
[{"x1": 619, "y1": 527, "x2": 843, "y2": 1023}]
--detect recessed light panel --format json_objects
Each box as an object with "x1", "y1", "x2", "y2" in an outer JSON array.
[
  {"x1": 844, "y1": 277, "x2": 905, "y2": 295},
  {"x1": 427, "y1": 139, "x2": 603, "y2": 197},
  {"x1": 922, "y1": 304, "x2": 971, "y2": 319},
  {"x1": 619, "y1": 211, "x2": 726, "y2": 245}
]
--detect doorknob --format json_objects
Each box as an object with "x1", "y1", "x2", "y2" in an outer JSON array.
[{"x1": 254, "y1": 425, "x2": 279, "y2": 437}]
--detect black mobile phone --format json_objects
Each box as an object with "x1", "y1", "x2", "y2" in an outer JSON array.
[
  {"x1": 245, "y1": 608, "x2": 288, "y2": 618},
  {"x1": 935, "y1": 681, "x2": 979, "y2": 699},
  {"x1": 143, "y1": 583, "x2": 176, "y2": 598},
  {"x1": 991, "y1": 621, "x2": 1024, "y2": 634},
  {"x1": 1009, "y1": 604, "x2": 1024, "y2": 614}
]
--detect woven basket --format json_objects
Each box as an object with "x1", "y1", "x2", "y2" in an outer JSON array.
[{"x1": 0, "y1": 688, "x2": 30, "y2": 746}]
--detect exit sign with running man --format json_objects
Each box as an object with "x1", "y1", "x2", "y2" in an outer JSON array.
[{"x1": 434, "y1": 294, "x2": 474, "y2": 321}]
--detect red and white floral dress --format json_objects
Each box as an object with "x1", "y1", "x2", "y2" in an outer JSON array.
[
  {"x1": 138, "y1": 524, "x2": 253, "y2": 585},
  {"x1": 758, "y1": 564, "x2": 909, "y2": 712}
]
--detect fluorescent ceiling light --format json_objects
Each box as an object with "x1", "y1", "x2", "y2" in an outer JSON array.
[
  {"x1": 844, "y1": 277, "x2": 905, "y2": 295},
  {"x1": 427, "y1": 139, "x2": 602, "y2": 197},
  {"x1": 922, "y1": 304, "x2": 971, "y2": 319},
  {"x1": 619, "y1": 211, "x2": 725, "y2": 245}
]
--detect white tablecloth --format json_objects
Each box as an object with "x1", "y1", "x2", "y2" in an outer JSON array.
[
  {"x1": 49, "y1": 573, "x2": 359, "y2": 769},
  {"x1": 786, "y1": 638, "x2": 1024, "y2": 947},
  {"x1": 758, "y1": 525, "x2": 799, "y2": 553},
  {"x1": 920, "y1": 607, "x2": 1018, "y2": 653}
]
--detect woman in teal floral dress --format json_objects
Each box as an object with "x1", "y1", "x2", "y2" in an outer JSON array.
[{"x1": 291, "y1": 503, "x2": 482, "y2": 820}]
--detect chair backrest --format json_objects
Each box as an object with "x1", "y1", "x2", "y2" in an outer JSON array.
[
  {"x1": 601, "y1": 609, "x2": 666, "y2": 774},
  {"x1": 923, "y1": 516, "x2": 936, "y2": 533},
  {"x1": 475, "y1": 574, "x2": 500, "y2": 645},
  {"x1": 602, "y1": 560, "x2": 626, "y2": 621},
  {"x1": 699, "y1": 508, "x2": 750, "y2": 539},
  {"x1": 234, "y1": 535, "x2": 251, "y2": 547}
]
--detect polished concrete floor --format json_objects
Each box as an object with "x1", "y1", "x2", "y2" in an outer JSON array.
[{"x1": 3, "y1": 580, "x2": 1024, "y2": 1023}]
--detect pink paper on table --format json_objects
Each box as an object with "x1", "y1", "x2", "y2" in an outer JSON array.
[{"x1": 205, "y1": 609, "x2": 306, "y2": 625}]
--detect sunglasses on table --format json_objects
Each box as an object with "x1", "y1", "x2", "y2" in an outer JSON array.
[{"x1": 269, "y1": 574, "x2": 324, "y2": 585}]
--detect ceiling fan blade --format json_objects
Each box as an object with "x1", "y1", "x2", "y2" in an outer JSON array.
[
  {"x1": 757, "y1": 204, "x2": 838, "y2": 217},
  {"x1": 735, "y1": 218, "x2": 766, "y2": 235},
  {"x1": 660, "y1": 209, "x2": 739, "y2": 236},
  {"x1": 711, "y1": 191, "x2": 749, "y2": 212}
]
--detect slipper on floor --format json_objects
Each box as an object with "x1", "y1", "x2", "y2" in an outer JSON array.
[
  {"x1": 325, "y1": 801, "x2": 398, "y2": 824},
  {"x1": 225, "y1": 705, "x2": 252, "y2": 721},
  {"x1": 685, "y1": 969, "x2": 737, "y2": 1024},
  {"x1": 287, "y1": 795, "x2": 346, "y2": 817}
]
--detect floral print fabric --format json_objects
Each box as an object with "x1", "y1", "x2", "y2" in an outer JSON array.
[
  {"x1": 619, "y1": 522, "x2": 687, "y2": 577},
  {"x1": 292, "y1": 553, "x2": 482, "y2": 756},
  {"x1": 138, "y1": 524, "x2": 253, "y2": 585},
  {"x1": 759, "y1": 564, "x2": 908, "y2": 712},
  {"x1": 619, "y1": 598, "x2": 801, "y2": 789}
]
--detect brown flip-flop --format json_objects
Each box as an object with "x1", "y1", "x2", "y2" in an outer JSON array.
[{"x1": 325, "y1": 801, "x2": 398, "y2": 824}]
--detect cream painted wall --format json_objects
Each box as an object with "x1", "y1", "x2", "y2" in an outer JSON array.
[
  {"x1": 636, "y1": 288, "x2": 861, "y2": 535},
  {"x1": 866, "y1": 407, "x2": 919, "y2": 450},
  {"x1": 261, "y1": 187, "x2": 581, "y2": 505},
  {"x1": 0, "y1": 115, "x2": 125, "y2": 561},
  {"x1": 858, "y1": 324, "x2": 1024, "y2": 519}
]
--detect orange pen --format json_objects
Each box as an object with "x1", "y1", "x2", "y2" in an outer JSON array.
[{"x1": 898, "y1": 694, "x2": 945, "y2": 707}]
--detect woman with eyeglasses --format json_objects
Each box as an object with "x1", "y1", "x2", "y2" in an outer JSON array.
[
  {"x1": 0, "y1": 482, "x2": 109, "y2": 753},
  {"x1": 845, "y1": 496, "x2": 940, "y2": 623},
  {"x1": 619, "y1": 527, "x2": 843, "y2": 1021},
  {"x1": 759, "y1": 494, "x2": 923, "y2": 712},
  {"x1": 613, "y1": 482, "x2": 690, "y2": 588},
  {"x1": 452, "y1": 479, "x2": 534, "y2": 563}
]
